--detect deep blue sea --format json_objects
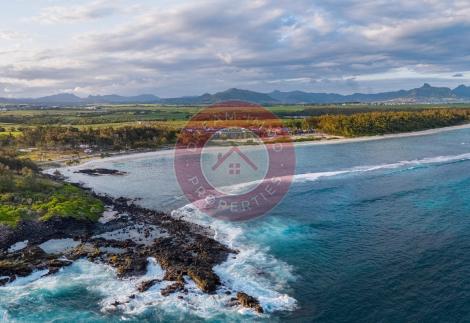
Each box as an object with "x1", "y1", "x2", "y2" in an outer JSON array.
[{"x1": 3, "y1": 127, "x2": 470, "y2": 322}]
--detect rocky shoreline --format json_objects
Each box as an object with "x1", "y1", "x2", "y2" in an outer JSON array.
[
  {"x1": 0, "y1": 180, "x2": 265, "y2": 314},
  {"x1": 74, "y1": 168, "x2": 128, "y2": 176}
]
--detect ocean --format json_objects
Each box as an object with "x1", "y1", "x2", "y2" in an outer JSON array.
[{"x1": 3, "y1": 127, "x2": 470, "y2": 322}]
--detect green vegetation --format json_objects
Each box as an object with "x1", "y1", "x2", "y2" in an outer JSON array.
[
  {"x1": 272, "y1": 103, "x2": 470, "y2": 117},
  {"x1": 19, "y1": 125, "x2": 178, "y2": 150},
  {"x1": 2, "y1": 103, "x2": 470, "y2": 163},
  {"x1": 307, "y1": 109, "x2": 470, "y2": 137},
  {"x1": 0, "y1": 151, "x2": 104, "y2": 227},
  {"x1": 5, "y1": 103, "x2": 470, "y2": 128},
  {"x1": 0, "y1": 124, "x2": 178, "y2": 164},
  {"x1": 0, "y1": 106, "x2": 197, "y2": 126}
]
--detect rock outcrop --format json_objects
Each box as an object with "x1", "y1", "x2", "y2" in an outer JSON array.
[
  {"x1": 236, "y1": 292, "x2": 264, "y2": 313},
  {"x1": 75, "y1": 168, "x2": 127, "y2": 176},
  {"x1": 0, "y1": 186, "x2": 265, "y2": 314}
]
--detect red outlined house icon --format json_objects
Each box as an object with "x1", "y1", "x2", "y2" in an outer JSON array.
[{"x1": 212, "y1": 146, "x2": 258, "y2": 175}]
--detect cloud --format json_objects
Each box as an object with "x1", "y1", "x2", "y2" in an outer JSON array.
[
  {"x1": 2, "y1": 0, "x2": 470, "y2": 97},
  {"x1": 453, "y1": 73, "x2": 464, "y2": 77},
  {"x1": 30, "y1": 0, "x2": 123, "y2": 24},
  {"x1": 0, "y1": 30, "x2": 25, "y2": 41}
]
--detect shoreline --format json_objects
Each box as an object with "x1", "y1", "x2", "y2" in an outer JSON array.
[
  {"x1": 0, "y1": 180, "x2": 266, "y2": 313},
  {"x1": 53, "y1": 122, "x2": 470, "y2": 168},
  {"x1": 295, "y1": 122, "x2": 470, "y2": 147}
]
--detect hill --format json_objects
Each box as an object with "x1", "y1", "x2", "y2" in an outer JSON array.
[{"x1": 1, "y1": 84, "x2": 470, "y2": 106}]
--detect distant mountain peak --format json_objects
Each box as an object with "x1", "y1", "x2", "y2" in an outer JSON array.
[
  {"x1": 38, "y1": 93, "x2": 82, "y2": 103},
  {"x1": 2, "y1": 83, "x2": 470, "y2": 105},
  {"x1": 453, "y1": 84, "x2": 470, "y2": 97},
  {"x1": 45, "y1": 93, "x2": 80, "y2": 98}
]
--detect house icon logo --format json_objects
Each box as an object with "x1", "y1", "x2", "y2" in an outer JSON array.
[
  {"x1": 212, "y1": 146, "x2": 258, "y2": 175},
  {"x1": 174, "y1": 101, "x2": 296, "y2": 221},
  {"x1": 200, "y1": 134, "x2": 269, "y2": 196}
]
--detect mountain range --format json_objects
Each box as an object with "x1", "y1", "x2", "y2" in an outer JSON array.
[{"x1": 2, "y1": 84, "x2": 470, "y2": 106}]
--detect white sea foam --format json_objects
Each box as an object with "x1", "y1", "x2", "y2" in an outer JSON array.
[
  {"x1": 220, "y1": 151, "x2": 470, "y2": 193},
  {"x1": 8, "y1": 269, "x2": 50, "y2": 287},
  {"x1": 347, "y1": 152, "x2": 470, "y2": 173},
  {"x1": 0, "y1": 310, "x2": 8, "y2": 322},
  {"x1": 0, "y1": 254, "x2": 285, "y2": 320},
  {"x1": 171, "y1": 205, "x2": 298, "y2": 315},
  {"x1": 0, "y1": 231, "x2": 293, "y2": 320},
  {"x1": 97, "y1": 255, "x2": 285, "y2": 319}
]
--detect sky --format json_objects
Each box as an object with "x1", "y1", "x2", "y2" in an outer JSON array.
[{"x1": 1, "y1": 0, "x2": 470, "y2": 98}]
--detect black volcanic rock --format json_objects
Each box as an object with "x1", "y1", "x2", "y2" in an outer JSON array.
[
  {"x1": 137, "y1": 279, "x2": 161, "y2": 292},
  {"x1": 0, "y1": 217, "x2": 96, "y2": 251},
  {"x1": 160, "y1": 281, "x2": 185, "y2": 296},
  {"x1": 236, "y1": 292, "x2": 264, "y2": 313},
  {"x1": 0, "y1": 184, "x2": 271, "y2": 313},
  {"x1": 75, "y1": 168, "x2": 127, "y2": 176}
]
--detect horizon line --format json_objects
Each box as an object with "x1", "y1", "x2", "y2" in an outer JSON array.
[{"x1": 1, "y1": 82, "x2": 470, "y2": 100}]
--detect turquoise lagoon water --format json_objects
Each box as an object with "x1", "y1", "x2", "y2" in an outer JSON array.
[{"x1": 3, "y1": 128, "x2": 470, "y2": 322}]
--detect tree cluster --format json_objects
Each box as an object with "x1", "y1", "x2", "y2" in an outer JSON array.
[
  {"x1": 18, "y1": 125, "x2": 178, "y2": 150},
  {"x1": 306, "y1": 109, "x2": 470, "y2": 137}
]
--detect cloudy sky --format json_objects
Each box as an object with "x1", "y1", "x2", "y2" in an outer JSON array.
[{"x1": 1, "y1": 0, "x2": 470, "y2": 98}]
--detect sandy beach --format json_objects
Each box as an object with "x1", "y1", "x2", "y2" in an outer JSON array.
[
  {"x1": 61, "y1": 122, "x2": 470, "y2": 168},
  {"x1": 295, "y1": 122, "x2": 470, "y2": 147}
]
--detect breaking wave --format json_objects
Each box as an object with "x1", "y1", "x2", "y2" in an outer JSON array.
[{"x1": 220, "y1": 152, "x2": 470, "y2": 194}]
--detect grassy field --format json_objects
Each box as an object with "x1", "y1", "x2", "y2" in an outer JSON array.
[
  {"x1": 3, "y1": 103, "x2": 470, "y2": 131},
  {"x1": 0, "y1": 106, "x2": 194, "y2": 126}
]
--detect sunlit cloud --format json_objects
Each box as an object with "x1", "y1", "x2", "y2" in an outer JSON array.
[{"x1": 1, "y1": 0, "x2": 470, "y2": 97}]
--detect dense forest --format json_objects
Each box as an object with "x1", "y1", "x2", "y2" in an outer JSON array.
[{"x1": 306, "y1": 109, "x2": 470, "y2": 137}]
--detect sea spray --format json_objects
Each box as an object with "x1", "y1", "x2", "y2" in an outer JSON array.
[{"x1": 172, "y1": 204, "x2": 298, "y2": 314}]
